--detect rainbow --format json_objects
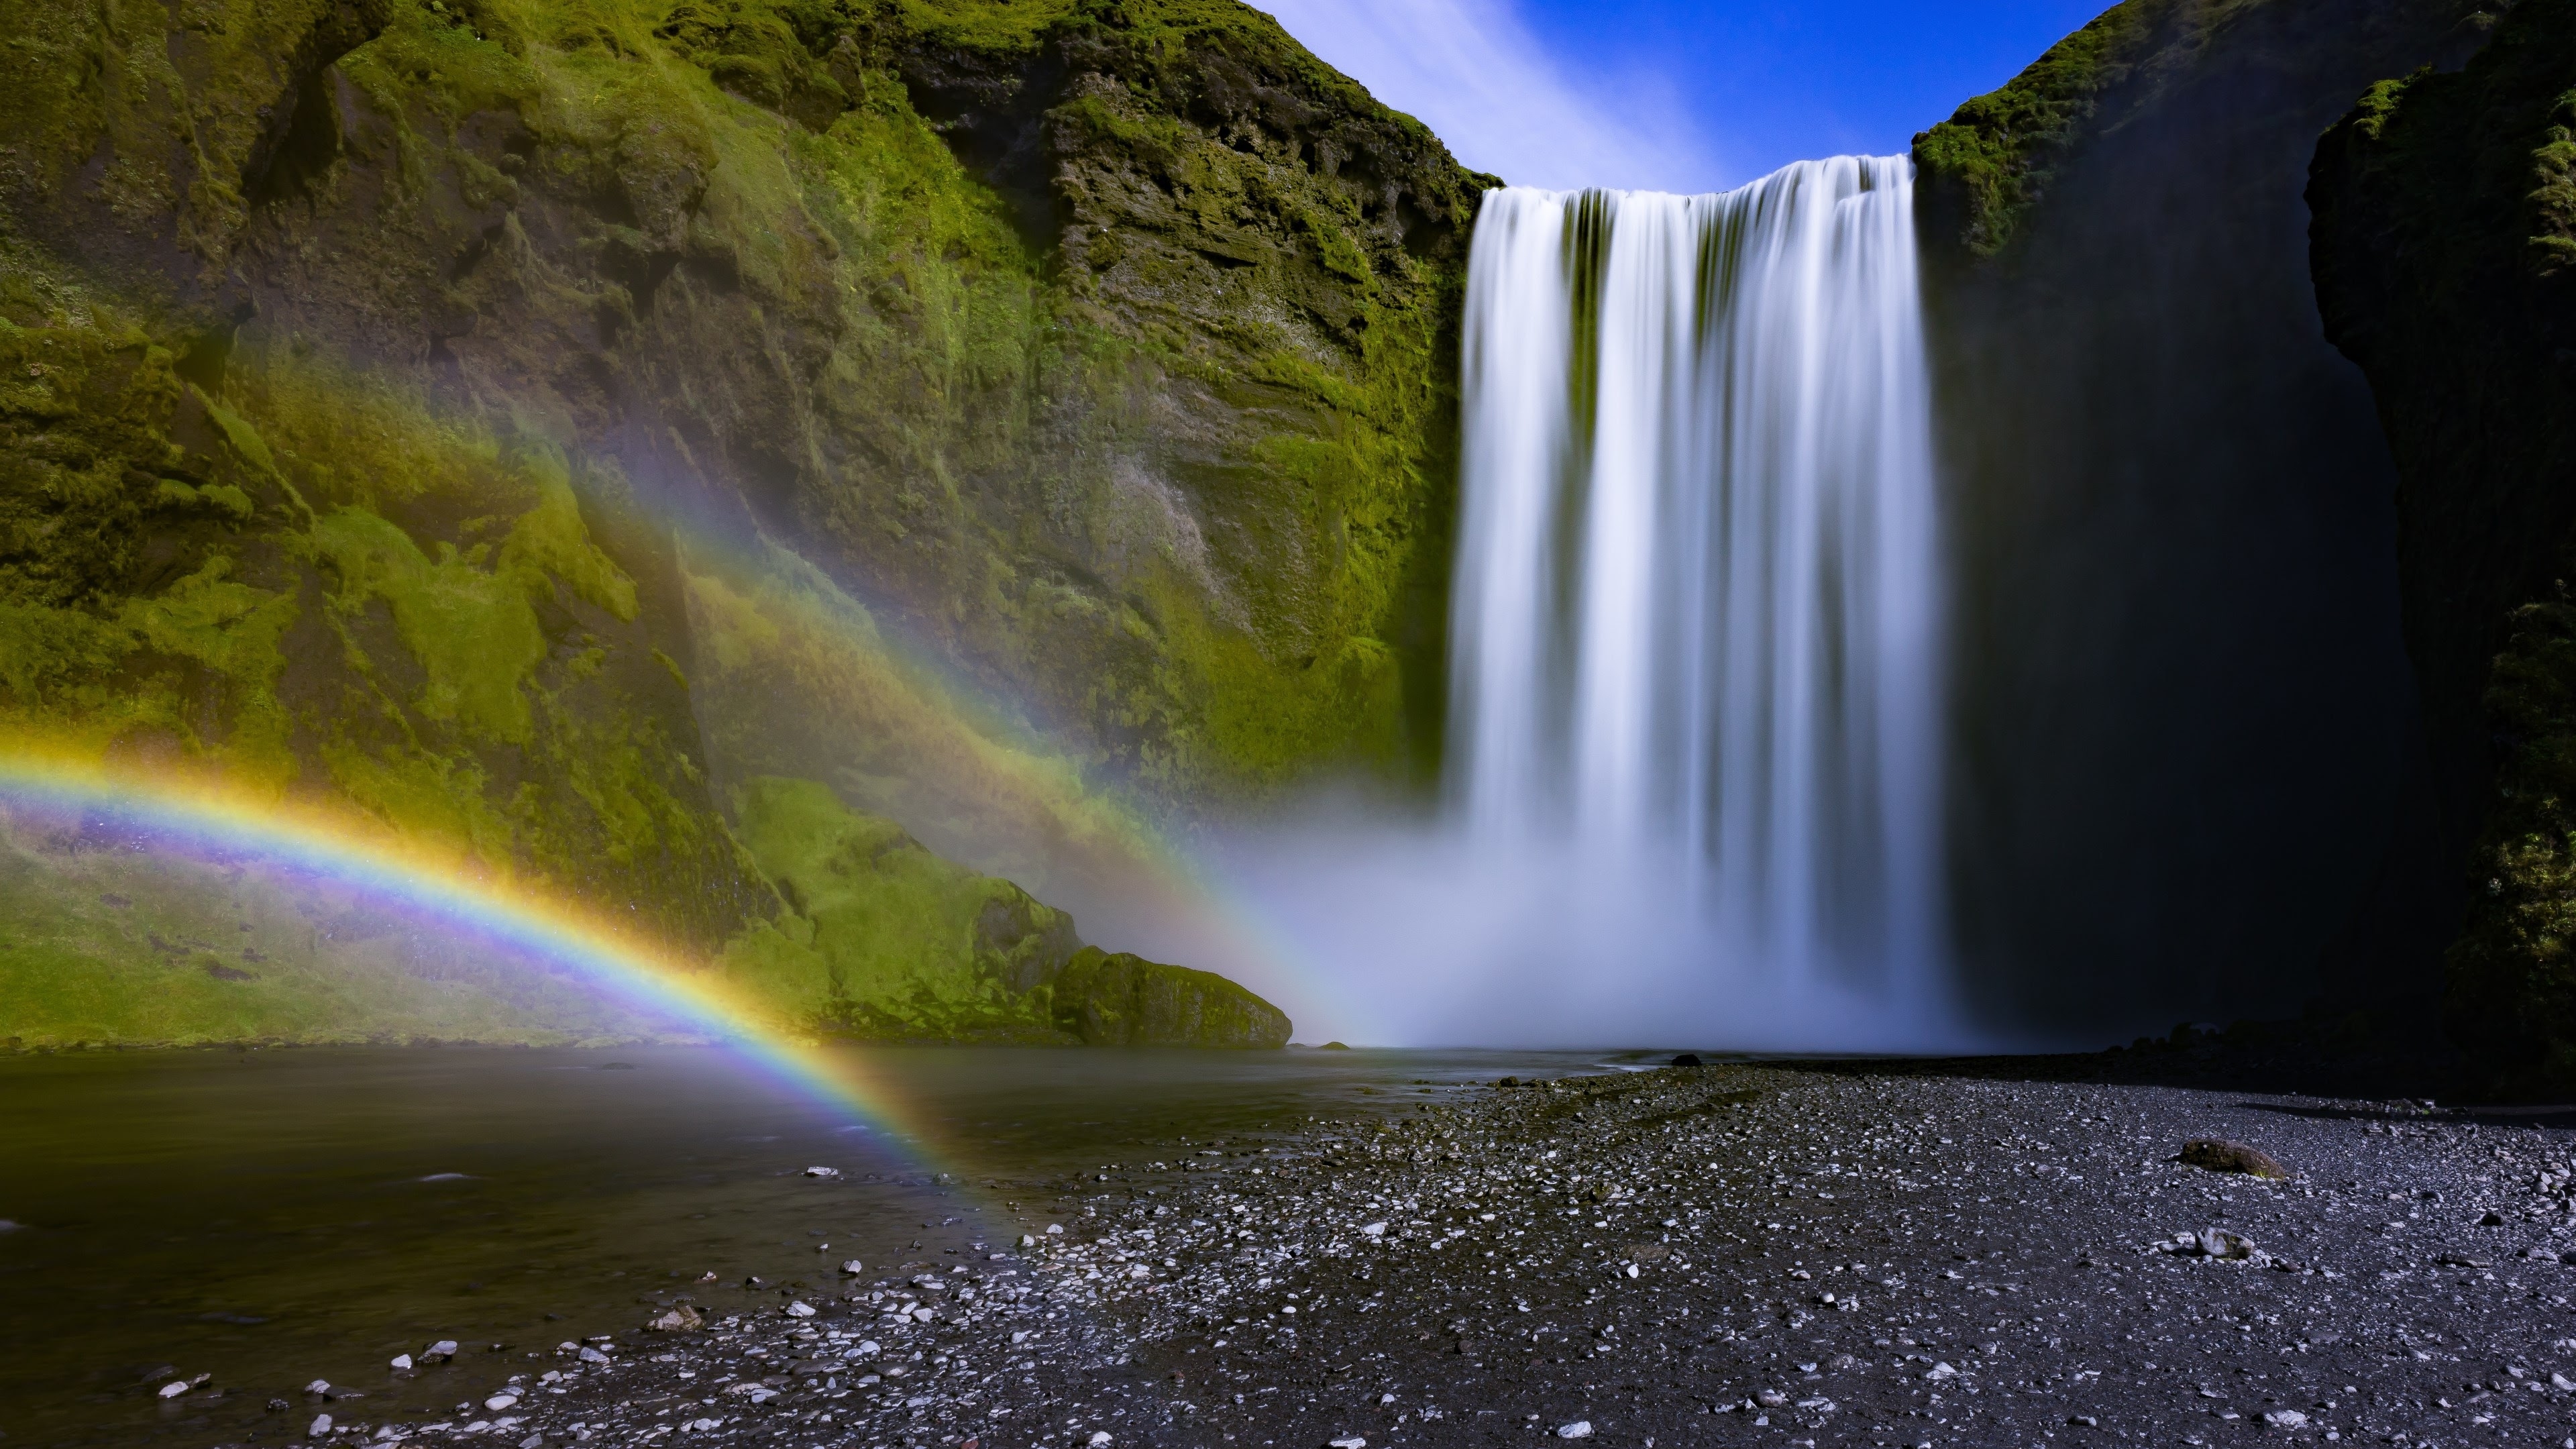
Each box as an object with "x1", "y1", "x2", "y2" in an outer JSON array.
[{"x1": 0, "y1": 748, "x2": 944, "y2": 1152}]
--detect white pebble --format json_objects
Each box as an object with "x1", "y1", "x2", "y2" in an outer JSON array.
[
  {"x1": 1556, "y1": 1423, "x2": 1594, "y2": 1440},
  {"x1": 308, "y1": 1415, "x2": 334, "y2": 1439},
  {"x1": 158, "y1": 1381, "x2": 189, "y2": 1399},
  {"x1": 390, "y1": 1354, "x2": 414, "y2": 1371}
]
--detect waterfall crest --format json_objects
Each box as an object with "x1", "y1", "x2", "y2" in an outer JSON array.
[{"x1": 1448, "y1": 159, "x2": 1947, "y2": 1010}]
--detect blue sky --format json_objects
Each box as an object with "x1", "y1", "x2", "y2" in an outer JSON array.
[{"x1": 1261, "y1": 0, "x2": 2112, "y2": 193}]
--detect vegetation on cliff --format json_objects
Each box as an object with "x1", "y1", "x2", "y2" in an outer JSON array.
[
  {"x1": 2312, "y1": 0, "x2": 2576, "y2": 1093},
  {"x1": 0, "y1": 0, "x2": 1448, "y2": 1046},
  {"x1": 1916, "y1": 0, "x2": 2505, "y2": 257}
]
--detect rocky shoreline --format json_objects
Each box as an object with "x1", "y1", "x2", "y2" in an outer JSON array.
[{"x1": 247, "y1": 1059, "x2": 2576, "y2": 1447}]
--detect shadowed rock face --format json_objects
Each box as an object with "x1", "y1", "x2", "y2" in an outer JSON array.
[
  {"x1": 2312, "y1": 0, "x2": 2576, "y2": 1094},
  {"x1": 1914, "y1": 0, "x2": 2502, "y2": 1039}
]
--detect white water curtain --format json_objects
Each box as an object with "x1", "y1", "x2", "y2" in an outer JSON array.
[{"x1": 1448, "y1": 158, "x2": 1945, "y2": 1004}]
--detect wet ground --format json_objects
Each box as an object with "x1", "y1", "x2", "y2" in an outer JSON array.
[
  {"x1": 0, "y1": 1042, "x2": 1595, "y2": 1448},
  {"x1": 17, "y1": 1046, "x2": 2576, "y2": 1448}
]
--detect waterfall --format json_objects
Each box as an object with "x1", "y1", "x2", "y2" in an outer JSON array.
[{"x1": 1447, "y1": 158, "x2": 1947, "y2": 1010}]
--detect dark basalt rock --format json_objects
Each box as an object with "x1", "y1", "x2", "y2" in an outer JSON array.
[
  {"x1": 1914, "y1": 0, "x2": 2499, "y2": 1036},
  {"x1": 2311, "y1": 0, "x2": 2576, "y2": 1095},
  {"x1": 2175, "y1": 1138, "x2": 2289, "y2": 1179}
]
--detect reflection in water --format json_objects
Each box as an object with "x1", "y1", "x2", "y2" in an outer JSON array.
[{"x1": 0, "y1": 1043, "x2": 1616, "y2": 1446}]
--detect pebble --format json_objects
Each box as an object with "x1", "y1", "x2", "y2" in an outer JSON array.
[
  {"x1": 804, "y1": 1166, "x2": 840, "y2": 1179},
  {"x1": 337, "y1": 1061, "x2": 2576, "y2": 1448},
  {"x1": 1555, "y1": 1421, "x2": 1594, "y2": 1439},
  {"x1": 308, "y1": 1415, "x2": 332, "y2": 1438},
  {"x1": 156, "y1": 1380, "x2": 189, "y2": 1399},
  {"x1": 390, "y1": 1354, "x2": 413, "y2": 1371},
  {"x1": 423, "y1": 1341, "x2": 458, "y2": 1361},
  {"x1": 486, "y1": 1394, "x2": 518, "y2": 1411},
  {"x1": 1328, "y1": 1438, "x2": 1365, "y2": 1448},
  {"x1": 840, "y1": 1258, "x2": 865, "y2": 1274}
]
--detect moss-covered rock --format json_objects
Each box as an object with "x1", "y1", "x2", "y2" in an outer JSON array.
[
  {"x1": 0, "y1": 0, "x2": 1486, "y2": 810},
  {"x1": 1048, "y1": 943, "x2": 1289, "y2": 1046},
  {"x1": 2310, "y1": 0, "x2": 2576, "y2": 1094},
  {"x1": 718, "y1": 775, "x2": 1289, "y2": 1043},
  {"x1": 0, "y1": 0, "x2": 1460, "y2": 1044},
  {"x1": 1915, "y1": 0, "x2": 2503, "y2": 258}
]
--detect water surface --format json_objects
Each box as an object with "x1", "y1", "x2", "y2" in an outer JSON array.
[{"x1": 0, "y1": 1043, "x2": 1625, "y2": 1446}]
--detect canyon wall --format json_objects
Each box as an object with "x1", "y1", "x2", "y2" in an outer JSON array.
[
  {"x1": 0, "y1": 0, "x2": 1471, "y2": 1042},
  {"x1": 1916, "y1": 0, "x2": 2504, "y2": 1038}
]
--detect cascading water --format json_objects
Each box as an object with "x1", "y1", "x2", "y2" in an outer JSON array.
[
  {"x1": 1222, "y1": 158, "x2": 1956, "y2": 1048},
  {"x1": 1446, "y1": 158, "x2": 1947, "y2": 1019}
]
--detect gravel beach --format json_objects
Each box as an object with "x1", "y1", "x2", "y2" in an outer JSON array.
[{"x1": 249, "y1": 1057, "x2": 2576, "y2": 1448}]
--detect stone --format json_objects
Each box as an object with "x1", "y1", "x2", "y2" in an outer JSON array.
[
  {"x1": 305, "y1": 1381, "x2": 331, "y2": 1396},
  {"x1": 645, "y1": 1305, "x2": 704, "y2": 1333},
  {"x1": 1360, "y1": 1222, "x2": 1389, "y2": 1238},
  {"x1": 425, "y1": 1342, "x2": 459, "y2": 1362},
  {"x1": 2264, "y1": 1409, "x2": 2310, "y2": 1428},
  {"x1": 804, "y1": 1166, "x2": 840, "y2": 1179},
  {"x1": 1020, "y1": 1235, "x2": 1038, "y2": 1248},
  {"x1": 2176, "y1": 1140, "x2": 2289, "y2": 1179},
  {"x1": 390, "y1": 1354, "x2": 413, "y2": 1371},
  {"x1": 309, "y1": 1415, "x2": 333, "y2": 1438},
  {"x1": 158, "y1": 1380, "x2": 189, "y2": 1399},
  {"x1": 1329, "y1": 1438, "x2": 1366, "y2": 1448},
  {"x1": 1926, "y1": 1362, "x2": 1958, "y2": 1381},
  {"x1": 1089, "y1": 1434, "x2": 1113, "y2": 1446},
  {"x1": 1671, "y1": 1053, "x2": 1704, "y2": 1067},
  {"x1": 1555, "y1": 1423, "x2": 1594, "y2": 1440},
  {"x1": 841, "y1": 1259, "x2": 865, "y2": 1275},
  {"x1": 486, "y1": 1395, "x2": 518, "y2": 1411},
  {"x1": 579, "y1": 1346, "x2": 612, "y2": 1364},
  {"x1": 786, "y1": 1301, "x2": 817, "y2": 1318},
  {"x1": 2198, "y1": 1228, "x2": 2257, "y2": 1260},
  {"x1": 1756, "y1": 1389, "x2": 1789, "y2": 1407}
]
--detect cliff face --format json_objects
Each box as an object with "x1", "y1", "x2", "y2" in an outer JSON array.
[
  {"x1": 1914, "y1": 0, "x2": 2503, "y2": 1036},
  {"x1": 0, "y1": 0, "x2": 1456, "y2": 1044},
  {"x1": 2310, "y1": 0, "x2": 2576, "y2": 1092}
]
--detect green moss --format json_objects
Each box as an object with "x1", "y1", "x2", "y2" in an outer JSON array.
[
  {"x1": 0, "y1": 814, "x2": 695, "y2": 1048},
  {"x1": 1913, "y1": 0, "x2": 2166, "y2": 256},
  {"x1": 716, "y1": 774, "x2": 1080, "y2": 1040}
]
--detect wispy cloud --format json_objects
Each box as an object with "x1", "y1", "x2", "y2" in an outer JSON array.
[{"x1": 1258, "y1": 0, "x2": 1728, "y2": 194}]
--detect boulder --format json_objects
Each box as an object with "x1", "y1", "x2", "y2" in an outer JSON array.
[
  {"x1": 1047, "y1": 949, "x2": 1291, "y2": 1049},
  {"x1": 2175, "y1": 1139, "x2": 2289, "y2": 1179}
]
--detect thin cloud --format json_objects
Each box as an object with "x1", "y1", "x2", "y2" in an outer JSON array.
[{"x1": 1259, "y1": 0, "x2": 1727, "y2": 194}]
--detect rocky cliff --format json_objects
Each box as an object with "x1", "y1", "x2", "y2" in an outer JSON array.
[
  {"x1": 1914, "y1": 0, "x2": 2503, "y2": 1036},
  {"x1": 0, "y1": 0, "x2": 1479, "y2": 1044},
  {"x1": 2310, "y1": 0, "x2": 2576, "y2": 1092}
]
